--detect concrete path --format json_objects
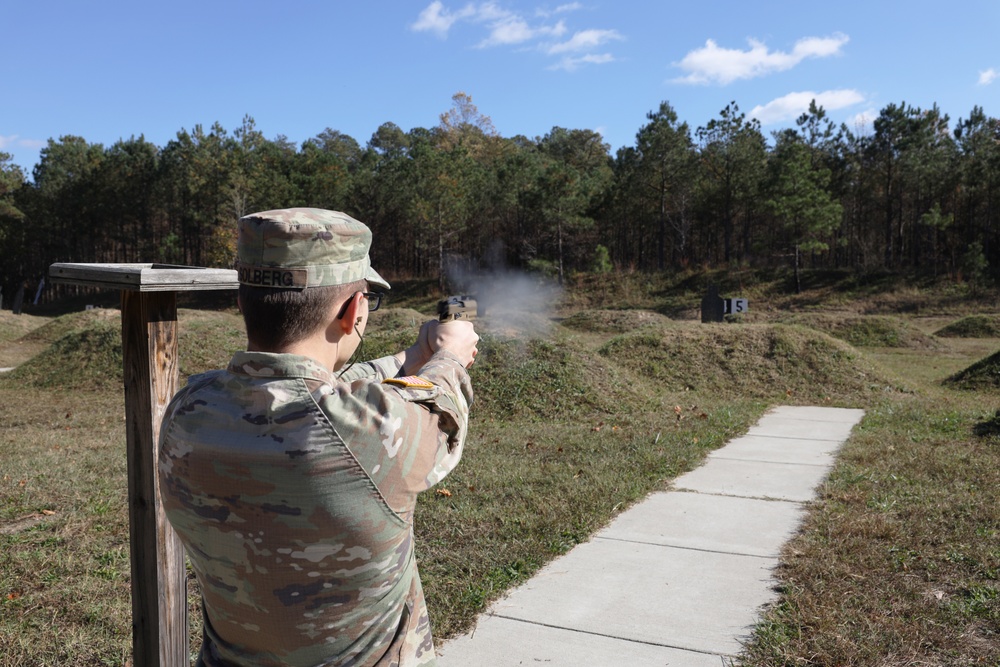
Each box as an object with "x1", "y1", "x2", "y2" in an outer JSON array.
[{"x1": 435, "y1": 405, "x2": 865, "y2": 666}]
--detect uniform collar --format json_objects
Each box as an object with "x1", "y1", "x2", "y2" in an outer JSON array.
[{"x1": 228, "y1": 351, "x2": 335, "y2": 382}]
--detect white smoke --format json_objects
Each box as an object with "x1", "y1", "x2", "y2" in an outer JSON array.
[{"x1": 444, "y1": 246, "x2": 562, "y2": 338}]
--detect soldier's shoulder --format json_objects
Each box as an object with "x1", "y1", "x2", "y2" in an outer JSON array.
[
  {"x1": 166, "y1": 369, "x2": 228, "y2": 409},
  {"x1": 186, "y1": 368, "x2": 228, "y2": 389}
]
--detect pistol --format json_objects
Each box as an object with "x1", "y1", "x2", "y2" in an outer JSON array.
[{"x1": 437, "y1": 295, "x2": 479, "y2": 322}]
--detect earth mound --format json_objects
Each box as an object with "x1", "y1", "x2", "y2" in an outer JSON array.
[
  {"x1": 776, "y1": 314, "x2": 940, "y2": 349},
  {"x1": 944, "y1": 350, "x2": 1000, "y2": 391},
  {"x1": 934, "y1": 315, "x2": 1000, "y2": 338},
  {"x1": 5, "y1": 319, "x2": 123, "y2": 389},
  {"x1": 598, "y1": 322, "x2": 903, "y2": 403},
  {"x1": 19, "y1": 308, "x2": 120, "y2": 345}
]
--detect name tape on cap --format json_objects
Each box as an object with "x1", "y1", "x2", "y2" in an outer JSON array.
[{"x1": 238, "y1": 265, "x2": 308, "y2": 288}]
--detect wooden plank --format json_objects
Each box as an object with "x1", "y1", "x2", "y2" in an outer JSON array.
[
  {"x1": 50, "y1": 262, "x2": 238, "y2": 292},
  {"x1": 121, "y1": 290, "x2": 188, "y2": 667}
]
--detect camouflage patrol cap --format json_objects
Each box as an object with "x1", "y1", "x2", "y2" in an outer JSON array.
[{"x1": 236, "y1": 208, "x2": 390, "y2": 290}]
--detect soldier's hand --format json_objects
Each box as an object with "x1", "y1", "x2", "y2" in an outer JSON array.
[
  {"x1": 414, "y1": 320, "x2": 437, "y2": 366},
  {"x1": 433, "y1": 320, "x2": 479, "y2": 369},
  {"x1": 399, "y1": 320, "x2": 437, "y2": 375}
]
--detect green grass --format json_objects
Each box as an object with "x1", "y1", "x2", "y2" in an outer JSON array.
[
  {"x1": 2, "y1": 270, "x2": 1000, "y2": 665},
  {"x1": 774, "y1": 313, "x2": 942, "y2": 349}
]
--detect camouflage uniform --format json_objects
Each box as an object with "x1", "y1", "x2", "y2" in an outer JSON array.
[{"x1": 158, "y1": 209, "x2": 473, "y2": 667}]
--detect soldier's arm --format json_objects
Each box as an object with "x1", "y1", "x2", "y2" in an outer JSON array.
[
  {"x1": 335, "y1": 354, "x2": 403, "y2": 383},
  {"x1": 322, "y1": 350, "x2": 472, "y2": 514},
  {"x1": 336, "y1": 318, "x2": 459, "y2": 382}
]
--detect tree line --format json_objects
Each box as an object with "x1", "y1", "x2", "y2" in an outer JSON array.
[{"x1": 1, "y1": 92, "x2": 998, "y2": 304}]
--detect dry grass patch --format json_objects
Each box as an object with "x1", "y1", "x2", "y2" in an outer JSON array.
[
  {"x1": 935, "y1": 314, "x2": 1000, "y2": 338},
  {"x1": 599, "y1": 322, "x2": 904, "y2": 404},
  {"x1": 0, "y1": 312, "x2": 55, "y2": 368},
  {"x1": 368, "y1": 307, "x2": 426, "y2": 330},
  {"x1": 4, "y1": 308, "x2": 246, "y2": 391},
  {"x1": 0, "y1": 386, "x2": 132, "y2": 665},
  {"x1": 0, "y1": 311, "x2": 52, "y2": 343},
  {"x1": 18, "y1": 307, "x2": 119, "y2": 345},
  {"x1": 560, "y1": 308, "x2": 670, "y2": 333},
  {"x1": 944, "y1": 350, "x2": 1000, "y2": 392},
  {"x1": 7, "y1": 318, "x2": 124, "y2": 390},
  {"x1": 775, "y1": 313, "x2": 942, "y2": 349},
  {"x1": 741, "y1": 397, "x2": 1000, "y2": 666}
]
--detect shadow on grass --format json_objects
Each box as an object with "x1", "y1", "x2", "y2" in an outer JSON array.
[{"x1": 973, "y1": 410, "x2": 1000, "y2": 438}]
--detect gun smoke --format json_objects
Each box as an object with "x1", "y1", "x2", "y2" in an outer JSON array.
[{"x1": 444, "y1": 251, "x2": 562, "y2": 339}]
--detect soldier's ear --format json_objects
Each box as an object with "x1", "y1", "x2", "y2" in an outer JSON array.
[{"x1": 336, "y1": 292, "x2": 363, "y2": 335}]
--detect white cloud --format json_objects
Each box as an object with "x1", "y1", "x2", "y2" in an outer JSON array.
[
  {"x1": 548, "y1": 28, "x2": 623, "y2": 54},
  {"x1": 536, "y1": 3, "x2": 582, "y2": 17},
  {"x1": 979, "y1": 68, "x2": 998, "y2": 86},
  {"x1": 673, "y1": 33, "x2": 849, "y2": 85},
  {"x1": 480, "y1": 17, "x2": 536, "y2": 46},
  {"x1": 847, "y1": 108, "x2": 877, "y2": 135},
  {"x1": 550, "y1": 52, "x2": 615, "y2": 72},
  {"x1": 479, "y1": 17, "x2": 566, "y2": 47},
  {"x1": 750, "y1": 90, "x2": 865, "y2": 125},
  {"x1": 0, "y1": 134, "x2": 44, "y2": 151},
  {"x1": 411, "y1": 1, "x2": 467, "y2": 37},
  {"x1": 413, "y1": 2, "x2": 618, "y2": 70}
]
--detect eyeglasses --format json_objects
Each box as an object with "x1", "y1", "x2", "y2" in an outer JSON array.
[{"x1": 362, "y1": 291, "x2": 384, "y2": 312}]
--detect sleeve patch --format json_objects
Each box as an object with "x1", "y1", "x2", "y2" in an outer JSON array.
[{"x1": 383, "y1": 375, "x2": 435, "y2": 390}]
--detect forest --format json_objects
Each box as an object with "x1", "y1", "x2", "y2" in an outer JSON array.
[{"x1": 1, "y1": 92, "x2": 998, "y2": 302}]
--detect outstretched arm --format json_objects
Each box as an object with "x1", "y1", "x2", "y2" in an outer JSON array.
[{"x1": 396, "y1": 320, "x2": 478, "y2": 375}]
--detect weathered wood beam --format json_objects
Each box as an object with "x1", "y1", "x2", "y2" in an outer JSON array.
[{"x1": 50, "y1": 263, "x2": 238, "y2": 667}]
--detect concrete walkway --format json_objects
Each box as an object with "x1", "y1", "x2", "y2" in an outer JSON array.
[{"x1": 436, "y1": 405, "x2": 865, "y2": 666}]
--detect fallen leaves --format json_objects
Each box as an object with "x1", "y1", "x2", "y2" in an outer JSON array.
[
  {"x1": 672, "y1": 405, "x2": 710, "y2": 423},
  {"x1": 591, "y1": 421, "x2": 623, "y2": 433}
]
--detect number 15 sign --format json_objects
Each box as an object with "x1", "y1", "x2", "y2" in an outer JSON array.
[{"x1": 723, "y1": 298, "x2": 748, "y2": 314}]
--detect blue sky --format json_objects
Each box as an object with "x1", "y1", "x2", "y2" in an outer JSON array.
[{"x1": 3, "y1": 1, "x2": 998, "y2": 175}]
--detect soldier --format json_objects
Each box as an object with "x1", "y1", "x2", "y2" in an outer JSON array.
[{"x1": 158, "y1": 208, "x2": 478, "y2": 667}]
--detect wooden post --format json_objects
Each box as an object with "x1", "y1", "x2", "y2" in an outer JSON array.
[
  {"x1": 49, "y1": 263, "x2": 238, "y2": 667},
  {"x1": 121, "y1": 290, "x2": 187, "y2": 665}
]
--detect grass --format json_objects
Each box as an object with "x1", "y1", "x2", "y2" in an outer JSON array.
[
  {"x1": 935, "y1": 314, "x2": 1000, "y2": 338},
  {"x1": 740, "y1": 397, "x2": 1000, "y2": 666},
  {"x1": 1, "y1": 268, "x2": 999, "y2": 665},
  {"x1": 774, "y1": 313, "x2": 943, "y2": 350}
]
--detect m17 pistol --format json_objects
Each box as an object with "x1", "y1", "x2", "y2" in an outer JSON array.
[{"x1": 437, "y1": 295, "x2": 479, "y2": 322}]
